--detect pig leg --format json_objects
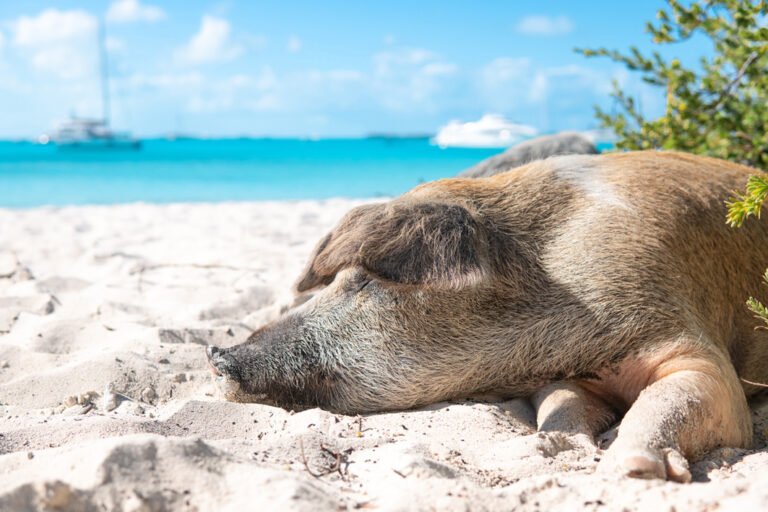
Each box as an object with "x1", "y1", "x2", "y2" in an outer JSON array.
[
  {"x1": 532, "y1": 382, "x2": 617, "y2": 438},
  {"x1": 602, "y1": 351, "x2": 753, "y2": 483}
]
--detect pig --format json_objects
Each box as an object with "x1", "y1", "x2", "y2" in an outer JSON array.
[
  {"x1": 456, "y1": 131, "x2": 598, "y2": 178},
  {"x1": 206, "y1": 151, "x2": 768, "y2": 482}
]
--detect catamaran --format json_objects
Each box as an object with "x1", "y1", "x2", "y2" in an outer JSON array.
[{"x1": 41, "y1": 22, "x2": 140, "y2": 150}]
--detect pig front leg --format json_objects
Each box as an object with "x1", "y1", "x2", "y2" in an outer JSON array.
[
  {"x1": 532, "y1": 381, "x2": 617, "y2": 438},
  {"x1": 599, "y1": 350, "x2": 753, "y2": 483}
]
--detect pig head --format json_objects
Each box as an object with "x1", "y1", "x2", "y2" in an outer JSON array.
[{"x1": 205, "y1": 190, "x2": 561, "y2": 413}]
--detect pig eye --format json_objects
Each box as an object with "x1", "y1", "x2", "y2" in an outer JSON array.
[{"x1": 355, "y1": 279, "x2": 372, "y2": 293}]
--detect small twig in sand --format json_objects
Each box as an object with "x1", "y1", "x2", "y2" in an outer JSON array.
[
  {"x1": 94, "y1": 251, "x2": 143, "y2": 261},
  {"x1": 299, "y1": 438, "x2": 352, "y2": 480},
  {"x1": 355, "y1": 415, "x2": 372, "y2": 436},
  {"x1": 35, "y1": 284, "x2": 62, "y2": 306}
]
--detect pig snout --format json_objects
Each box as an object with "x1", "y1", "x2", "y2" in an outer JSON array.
[
  {"x1": 206, "y1": 345, "x2": 233, "y2": 378},
  {"x1": 206, "y1": 345, "x2": 257, "y2": 401},
  {"x1": 204, "y1": 319, "x2": 339, "y2": 409}
]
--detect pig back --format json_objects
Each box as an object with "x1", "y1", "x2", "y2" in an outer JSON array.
[{"x1": 532, "y1": 151, "x2": 768, "y2": 390}]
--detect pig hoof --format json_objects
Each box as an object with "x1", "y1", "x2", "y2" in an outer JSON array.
[
  {"x1": 621, "y1": 451, "x2": 665, "y2": 480},
  {"x1": 663, "y1": 449, "x2": 692, "y2": 483},
  {"x1": 601, "y1": 446, "x2": 691, "y2": 483}
]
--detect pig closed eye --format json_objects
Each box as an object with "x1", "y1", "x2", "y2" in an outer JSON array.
[
  {"x1": 356, "y1": 279, "x2": 370, "y2": 293},
  {"x1": 356, "y1": 279, "x2": 374, "y2": 293}
]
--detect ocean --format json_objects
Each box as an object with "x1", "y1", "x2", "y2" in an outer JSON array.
[{"x1": 0, "y1": 138, "x2": 506, "y2": 208}]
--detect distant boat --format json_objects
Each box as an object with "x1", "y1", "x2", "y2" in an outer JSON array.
[
  {"x1": 41, "y1": 118, "x2": 140, "y2": 149},
  {"x1": 40, "y1": 21, "x2": 140, "y2": 150},
  {"x1": 432, "y1": 114, "x2": 537, "y2": 148}
]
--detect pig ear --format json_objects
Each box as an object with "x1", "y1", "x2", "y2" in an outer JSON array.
[
  {"x1": 358, "y1": 202, "x2": 489, "y2": 286},
  {"x1": 300, "y1": 201, "x2": 489, "y2": 288},
  {"x1": 294, "y1": 232, "x2": 334, "y2": 293},
  {"x1": 295, "y1": 204, "x2": 385, "y2": 292}
]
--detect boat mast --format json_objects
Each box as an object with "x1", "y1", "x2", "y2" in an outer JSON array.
[{"x1": 99, "y1": 20, "x2": 110, "y2": 126}]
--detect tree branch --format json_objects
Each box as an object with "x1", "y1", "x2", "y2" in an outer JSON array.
[{"x1": 708, "y1": 52, "x2": 759, "y2": 109}]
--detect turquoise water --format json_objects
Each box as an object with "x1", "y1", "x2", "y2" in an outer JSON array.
[{"x1": 0, "y1": 138, "x2": 504, "y2": 208}]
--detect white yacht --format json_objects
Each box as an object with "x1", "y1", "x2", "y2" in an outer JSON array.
[
  {"x1": 432, "y1": 114, "x2": 537, "y2": 148},
  {"x1": 43, "y1": 118, "x2": 140, "y2": 149},
  {"x1": 40, "y1": 22, "x2": 140, "y2": 150}
]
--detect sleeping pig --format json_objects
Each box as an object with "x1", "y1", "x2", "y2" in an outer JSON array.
[{"x1": 207, "y1": 151, "x2": 768, "y2": 482}]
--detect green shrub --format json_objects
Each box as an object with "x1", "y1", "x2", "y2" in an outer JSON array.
[{"x1": 577, "y1": 0, "x2": 768, "y2": 169}]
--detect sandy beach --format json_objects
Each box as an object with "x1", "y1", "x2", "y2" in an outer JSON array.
[{"x1": 1, "y1": 200, "x2": 767, "y2": 512}]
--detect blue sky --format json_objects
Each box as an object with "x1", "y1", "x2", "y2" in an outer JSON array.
[{"x1": 0, "y1": 1, "x2": 713, "y2": 138}]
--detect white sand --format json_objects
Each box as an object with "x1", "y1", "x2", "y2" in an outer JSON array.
[{"x1": 1, "y1": 200, "x2": 767, "y2": 512}]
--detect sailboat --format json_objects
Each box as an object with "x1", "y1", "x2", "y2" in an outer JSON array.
[{"x1": 42, "y1": 22, "x2": 140, "y2": 150}]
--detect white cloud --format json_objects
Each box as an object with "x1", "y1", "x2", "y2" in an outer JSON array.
[
  {"x1": 481, "y1": 58, "x2": 613, "y2": 104},
  {"x1": 245, "y1": 94, "x2": 280, "y2": 112},
  {"x1": 32, "y1": 47, "x2": 78, "y2": 74},
  {"x1": 479, "y1": 57, "x2": 537, "y2": 111},
  {"x1": 477, "y1": 56, "x2": 636, "y2": 130},
  {"x1": 383, "y1": 34, "x2": 396, "y2": 45},
  {"x1": 515, "y1": 15, "x2": 574, "y2": 36},
  {"x1": 13, "y1": 9, "x2": 96, "y2": 47},
  {"x1": 0, "y1": 30, "x2": 4, "y2": 53},
  {"x1": 528, "y1": 72, "x2": 549, "y2": 102},
  {"x1": 191, "y1": 69, "x2": 280, "y2": 113},
  {"x1": 127, "y1": 64, "x2": 368, "y2": 116},
  {"x1": 287, "y1": 35, "x2": 302, "y2": 53},
  {"x1": 253, "y1": 68, "x2": 279, "y2": 90},
  {"x1": 481, "y1": 57, "x2": 532, "y2": 88},
  {"x1": 132, "y1": 45, "x2": 457, "y2": 116},
  {"x1": 421, "y1": 62, "x2": 458, "y2": 76},
  {"x1": 187, "y1": 95, "x2": 233, "y2": 113},
  {"x1": 12, "y1": 9, "x2": 98, "y2": 79},
  {"x1": 175, "y1": 15, "x2": 243, "y2": 65},
  {"x1": 529, "y1": 65, "x2": 615, "y2": 102},
  {"x1": 106, "y1": 0, "x2": 165, "y2": 23},
  {"x1": 305, "y1": 69, "x2": 365, "y2": 83},
  {"x1": 373, "y1": 48, "x2": 436, "y2": 75},
  {"x1": 128, "y1": 68, "x2": 280, "y2": 114},
  {"x1": 129, "y1": 72, "x2": 204, "y2": 88},
  {"x1": 372, "y1": 48, "x2": 459, "y2": 111}
]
